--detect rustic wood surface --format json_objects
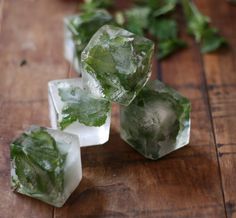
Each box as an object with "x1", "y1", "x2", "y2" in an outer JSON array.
[{"x1": 0, "y1": 0, "x2": 235, "y2": 217}]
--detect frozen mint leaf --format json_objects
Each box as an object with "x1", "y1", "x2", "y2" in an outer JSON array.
[
  {"x1": 11, "y1": 126, "x2": 66, "y2": 205},
  {"x1": 124, "y1": 7, "x2": 151, "y2": 35},
  {"x1": 81, "y1": 25, "x2": 154, "y2": 106},
  {"x1": 150, "y1": 18, "x2": 178, "y2": 40},
  {"x1": 65, "y1": 10, "x2": 113, "y2": 60},
  {"x1": 157, "y1": 38, "x2": 187, "y2": 60},
  {"x1": 134, "y1": 0, "x2": 177, "y2": 15},
  {"x1": 58, "y1": 86, "x2": 111, "y2": 129},
  {"x1": 120, "y1": 80, "x2": 191, "y2": 160}
]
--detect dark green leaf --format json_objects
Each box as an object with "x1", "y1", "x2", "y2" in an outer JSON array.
[
  {"x1": 11, "y1": 126, "x2": 66, "y2": 204},
  {"x1": 80, "y1": 0, "x2": 114, "y2": 13},
  {"x1": 124, "y1": 7, "x2": 151, "y2": 35},
  {"x1": 81, "y1": 25, "x2": 154, "y2": 105},
  {"x1": 181, "y1": 0, "x2": 227, "y2": 52},
  {"x1": 152, "y1": 0, "x2": 178, "y2": 17},
  {"x1": 157, "y1": 38, "x2": 187, "y2": 59},
  {"x1": 58, "y1": 86, "x2": 111, "y2": 129},
  {"x1": 120, "y1": 80, "x2": 191, "y2": 160},
  {"x1": 201, "y1": 28, "x2": 227, "y2": 53},
  {"x1": 150, "y1": 18, "x2": 178, "y2": 40}
]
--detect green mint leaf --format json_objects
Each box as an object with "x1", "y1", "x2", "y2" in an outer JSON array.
[
  {"x1": 150, "y1": 18, "x2": 178, "y2": 40},
  {"x1": 201, "y1": 28, "x2": 227, "y2": 53},
  {"x1": 182, "y1": 0, "x2": 209, "y2": 42},
  {"x1": 80, "y1": 0, "x2": 114, "y2": 13},
  {"x1": 11, "y1": 126, "x2": 66, "y2": 204},
  {"x1": 124, "y1": 7, "x2": 151, "y2": 36},
  {"x1": 58, "y1": 86, "x2": 111, "y2": 129},
  {"x1": 157, "y1": 38, "x2": 187, "y2": 60},
  {"x1": 152, "y1": 0, "x2": 178, "y2": 17},
  {"x1": 134, "y1": 0, "x2": 177, "y2": 15},
  {"x1": 181, "y1": 0, "x2": 227, "y2": 52}
]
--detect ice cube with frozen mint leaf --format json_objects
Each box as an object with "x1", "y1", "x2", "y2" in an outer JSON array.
[
  {"x1": 81, "y1": 24, "x2": 155, "y2": 106},
  {"x1": 120, "y1": 80, "x2": 191, "y2": 160},
  {"x1": 48, "y1": 78, "x2": 111, "y2": 147},
  {"x1": 64, "y1": 10, "x2": 113, "y2": 73},
  {"x1": 10, "y1": 125, "x2": 82, "y2": 207}
]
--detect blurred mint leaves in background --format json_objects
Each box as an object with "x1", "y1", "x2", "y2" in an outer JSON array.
[{"x1": 77, "y1": 0, "x2": 227, "y2": 60}]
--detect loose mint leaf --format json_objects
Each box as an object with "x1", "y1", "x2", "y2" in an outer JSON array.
[
  {"x1": 149, "y1": 18, "x2": 186, "y2": 59},
  {"x1": 152, "y1": 0, "x2": 178, "y2": 17},
  {"x1": 134, "y1": 0, "x2": 177, "y2": 15},
  {"x1": 58, "y1": 86, "x2": 111, "y2": 129},
  {"x1": 150, "y1": 19, "x2": 178, "y2": 40},
  {"x1": 80, "y1": 0, "x2": 114, "y2": 13},
  {"x1": 11, "y1": 126, "x2": 66, "y2": 204},
  {"x1": 124, "y1": 7, "x2": 151, "y2": 35},
  {"x1": 181, "y1": 0, "x2": 227, "y2": 52},
  {"x1": 65, "y1": 10, "x2": 113, "y2": 60},
  {"x1": 120, "y1": 80, "x2": 191, "y2": 160},
  {"x1": 181, "y1": 0, "x2": 209, "y2": 42},
  {"x1": 157, "y1": 39, "x2": 187, "y2": 60},
  {"x1": 201, "y1": 28, "x2": 227, "y2": 53}
]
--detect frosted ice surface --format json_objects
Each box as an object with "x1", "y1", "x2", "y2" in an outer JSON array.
[{"x1": 48, "y1": 78, "x2": 111, "y2": 147}]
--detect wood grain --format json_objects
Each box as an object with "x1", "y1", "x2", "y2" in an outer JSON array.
[
  {"x1": 157, "y1": 14, "x2": 226, "y2": 218},
  {"x1": 197, "y1": 0, "x2": 236, "y2": 217},
  {"x1": 0, "y1": 0, "x2": 235, "y2": 218},
  {"x1": 0, "y1": 0, "x2": 76, "y2": 217}
]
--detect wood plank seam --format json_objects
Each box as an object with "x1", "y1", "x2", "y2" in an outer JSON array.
[
  {"x1": 198, "y1": 51, "x2": 228, "y2": 218},
  {"x1": 0, "y1": 0, "x2": 4, "y2": 35}
]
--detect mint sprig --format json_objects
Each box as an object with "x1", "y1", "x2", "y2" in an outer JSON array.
[{"x1": 181, "y1": 0, "x2": 227, "y2": 53}]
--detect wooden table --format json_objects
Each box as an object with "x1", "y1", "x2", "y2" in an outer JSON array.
[{"x1": 0, "y1": 0, "x2": 236, "y2": 217}]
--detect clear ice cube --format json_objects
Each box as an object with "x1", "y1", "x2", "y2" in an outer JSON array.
[
  {"x1": 48, "y1": 78, "x2": 111, "y2": 147},
  {"x1": 10, "y1": 125, "x2": 82, "y2": 207},
  {"x1": 64, "y1": 23, "x2": 80, "y2": 73},
  {"x1": 81, "y1": 24, "x2": 154, "y2": 106},
  {"x1": 120, "y1": 80, "x2": 191, "y2": 160}
]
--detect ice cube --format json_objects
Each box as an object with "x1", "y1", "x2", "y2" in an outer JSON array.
[
  {"x1": 81, "y1": 24, "x2": 154, "y2": 106},
  {"x1": 64, "y1": 24, "x2": 80, "y2": 73},
  {"x1": 64, "y1": 10, "x2": 113, "y2": 74},
  {"x1": 120, "y1": 80, "x2": 191, "y2": 160},
  {"x1": 48, "y1": 78, "x2": 111, "y2": 147},
  {"x1": 10, "y1": 125, "x2": 82, "y2": 207}
]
